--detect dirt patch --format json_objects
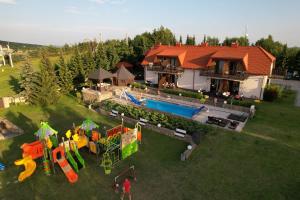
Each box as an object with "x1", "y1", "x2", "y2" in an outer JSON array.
[{"x1": 0, "y1": 118, "x2": 24, "y2": 140}]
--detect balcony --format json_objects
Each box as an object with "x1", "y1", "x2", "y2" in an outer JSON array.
[
  {"x1": 200, "y1": 69, "x2": 248, "y2": 81},
  {"x1": 147, "y1": 65, "x2": 184, "y2": 74}
]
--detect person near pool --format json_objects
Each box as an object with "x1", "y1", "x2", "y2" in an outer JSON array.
[{"x1": 121, "y1": 178, "x2": 132, "y2": 200}]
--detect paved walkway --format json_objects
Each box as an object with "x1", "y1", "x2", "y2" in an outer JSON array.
[
  {"x1": 270, "y1": 79, "x2": 300, "y2": 107},
  {"x1": 121, "y1": 91, "x2": 248, "y2": 132}
]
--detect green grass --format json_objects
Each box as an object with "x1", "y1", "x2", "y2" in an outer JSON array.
[
  {"x1": 0, "y1": 55, "x2": 68, "y2": 97},
  {"x1": 0, "y1": 70, "x2": 300, "y2": 199}
]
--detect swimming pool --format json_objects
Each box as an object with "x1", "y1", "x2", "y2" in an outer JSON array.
[{"x1": 145, "y1": 99, "x2": 202, "y2": 118}]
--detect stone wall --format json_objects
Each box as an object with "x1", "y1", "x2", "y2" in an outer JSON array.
[{"x1": 0, "y1": 96, "x2": 26, "y2": 108}]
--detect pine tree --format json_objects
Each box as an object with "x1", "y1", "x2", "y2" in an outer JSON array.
[
  {"x1": 57, "y1": 54, "x2": 74, "y2": 94},
  {"x1": 34, "y1": 54, "x2": 61, "y2": 106},
  {"x1": 179, "y1": 35, "x2": 183, "y2": 44},
  {"x1": 69, "y1": 47, "x2": 85, "y2": 88},
  {"x1": 19, "y1": 59, "x2": 36, "y2": 103},
  {"x1": 95, "y1": 43, "x2": 110, "y2": 70}
]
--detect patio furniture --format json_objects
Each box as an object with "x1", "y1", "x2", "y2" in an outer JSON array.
[
  {"x1": 110, "y1": 110, "x2": 119, "y2": 117},
  {"x1": 174, "y1": 128, "x2": 187, "y2": 138},
  {"x1": 138, "y1": 118, "x2": 148, "y2": 126},
  {"x1": 206, "y1": 116, "x2": 230, "y2": 127},
  {"x1": 228, "y1": 121, "x2": 239, "y2": 130},
  {"x1": 227, "y1": 113, "x2": 248, "y2": 122}
]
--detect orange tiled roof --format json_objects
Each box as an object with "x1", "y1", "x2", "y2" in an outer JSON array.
[{"x1": 141, "y1": 44, "x2": 275, "y2": 75}]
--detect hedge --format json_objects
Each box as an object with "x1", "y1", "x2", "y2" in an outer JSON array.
[
  {"x1": 161, "y1": 88, "x2": 204, "y2": 99},
  {"x1": 130, "y1": 82, "x2": 146, "y2": 90},
  {"x1": 231, "y1": 99, "x2": 255, "y2": 108},
  {"x1": 99, "y1": 100, "x2": 211, "y2": 136}
]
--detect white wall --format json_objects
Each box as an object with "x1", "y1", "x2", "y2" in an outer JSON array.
[
  {"x1": 239, "y1": 76, "x2": 268, "y2": 99},
  {"x1": 196, "y1": 76, "x2": 211, "y2": 91},
  {"x1": 177, "y1": 69, "x2": 211, "y2": 91},
  {"x1": 177, "y1": 69, "x2": 194, "y2": 89},
  {"x1": 144, "y1": 67, "x2": 158, "y2": 84}
]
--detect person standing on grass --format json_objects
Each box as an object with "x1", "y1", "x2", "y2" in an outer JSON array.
[{"x1": 121, "y1": 178, "x2": 132, "y2": 200}]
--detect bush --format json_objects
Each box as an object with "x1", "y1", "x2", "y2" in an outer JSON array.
[
  {"x1": 263, "y1": 84, "x2": 283, "y2": 102},
  {"x1": 130, "y1": 82, "x2": 146, "y2": 90},
  {"x1": 162, "y1": 88, "x2": 204, "y2": 99},
  {"x1": 231, "y1": 99, "x2": 254, "y2": 108},
  {"x1": 101, "y1": 100, "x2": 211, "y2": 136}
]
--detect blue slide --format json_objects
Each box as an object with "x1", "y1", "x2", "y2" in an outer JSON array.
[
  {"x1": 193, "y1": 105, "x2": 206, "y2": 115},
  {"x1": 125, "y1": 92, "x2": 142, "y2": 105},
  {"x1": 0, "y1": 162, "x2": 5, "y2": 171}
]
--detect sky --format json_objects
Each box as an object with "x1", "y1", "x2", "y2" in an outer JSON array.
[{"x1": 0, "y1": 0, "x2": 299, "y2": 46}]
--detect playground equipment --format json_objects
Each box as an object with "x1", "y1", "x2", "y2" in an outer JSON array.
[
  {"x1": 0, "y1": 162, "x2": 5, "y2": 171},
  {"x1": 14, "y1": 119, "x2": 142, "y2": 183},
  {"x1": 52, "y1": 146, "x2": 78, "y2": 183},
  {"x1": 14, "y1": 156, "x2": 36, "y2": 182},
  {"x1": 113, "y1": 165, "x2": 136, "y2": 193}
]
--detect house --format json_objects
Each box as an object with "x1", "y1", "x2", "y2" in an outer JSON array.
[{"x1": 141, "y1": 43, "x2": 276, "y2": 99}]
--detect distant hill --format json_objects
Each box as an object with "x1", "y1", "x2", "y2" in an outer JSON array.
[{"x1": 0, "y1": 40, "x2": 45, "y2": 50}]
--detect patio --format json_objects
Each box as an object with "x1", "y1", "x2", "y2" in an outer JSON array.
[{"x1": 113, "y1": 89, "x2": 249, "y2": 132}]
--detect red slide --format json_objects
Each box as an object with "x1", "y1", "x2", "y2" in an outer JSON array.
[{"x1": 52, "y1": 147, "x2": 78, "y2": 183}]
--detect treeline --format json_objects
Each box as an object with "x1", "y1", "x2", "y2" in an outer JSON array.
[
  {"x1": 17, "y1": 26, "x2": 300, "y2": 106},
  {"x1": 45, "y1": 26, "x2": 300, "y2": 72}
]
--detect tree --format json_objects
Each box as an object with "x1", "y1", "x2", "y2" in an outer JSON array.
[
  {"x1": 295, "y1": 50, "x2": 300, "y2": 71},
  {"x1": 56, "y1": 54, "x2": 74, "y2": 94},
  {"x1": 130, "y1": 34, "x2": 153, "y2": 62},
  {"x1": 34, "y1": 54, "x2": 61, "y2": 106},
  {"x1": 185, "y1": 35, "x2": 195, "y2": 45},
  {"x1": 19, "y1": 58, "x2": 36, "y2": 103},
  {"x1": 255, "y1": 35, "x2": 283, "y2": 57},
  {"x1": 277, "y1": 44, "x2": 288, "y2": 72},
  {"x1": 95, "y1": 43, "x2": 110, "y2": 70},
  {"x1": 223, "y1": 36, "x2": 249, "y2": 46},
  {"x1": 152, "y1": 26, "x2": 176, "y2": 45},
  {"x1": 179, "y1": 35, "x2": 183, "y2": 44},
  {"x1": 206, "y1": 36, "x2": 220, "y2": 46}
]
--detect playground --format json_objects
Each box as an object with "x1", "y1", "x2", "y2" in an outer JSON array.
[{"x1": 0, "y1": 95, "x2": 300, "y2": 199}]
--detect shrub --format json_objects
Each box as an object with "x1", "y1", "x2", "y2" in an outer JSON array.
[
  {"x1": 101, "y1": 100, "x2": 211, "y2": 136},
  {"x1": 162, "y1": 88, "x2": 204, "y2": 99},
  {"x1": 231, "y1": 99, "x2": 254, "y2": 108},
  {"x1": 131, "y1": 82, "x2": 146, "y2": 90},
  {"x1": 263, "y1": 84, "x2": 283, "y2": 102}
]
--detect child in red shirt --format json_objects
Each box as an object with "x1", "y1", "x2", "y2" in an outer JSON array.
[{"x1": 121, "y1": 178, "x2": 131, "y2": 200}]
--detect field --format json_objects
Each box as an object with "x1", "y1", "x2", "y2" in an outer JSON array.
[{"x1": 0, "y1": 61, "x2": 300, "y2": 200}]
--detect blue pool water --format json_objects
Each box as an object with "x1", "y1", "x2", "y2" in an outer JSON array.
[{"x1": 145, "y1": 99, "x2": 201, "y2": 118}]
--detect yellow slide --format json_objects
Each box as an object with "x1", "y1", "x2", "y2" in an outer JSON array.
[{"x1": 14, "y1": 156, "x2": 37, "y2": 182}]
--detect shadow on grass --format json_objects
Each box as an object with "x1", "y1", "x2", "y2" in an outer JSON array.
[{"x1": 8, "y1": 75, "x2": 21, "y2": 94}]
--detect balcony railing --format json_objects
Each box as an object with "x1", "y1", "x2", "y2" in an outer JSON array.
[
  {"x1": 147, "y1": 65, "x2": 184, "y2": 74},
  {"x1": 200, "y1": 70, "x2": 248, "y2": 80}
]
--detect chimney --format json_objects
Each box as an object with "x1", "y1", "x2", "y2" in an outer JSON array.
[
  {"x1": 231, "y1": 42, "x2": 239, "y2": 48},
  {"x1": 176, "y1": 42, "x2": 182, "y2": 47}
]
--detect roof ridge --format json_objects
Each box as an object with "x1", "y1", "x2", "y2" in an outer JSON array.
[{"x1": 257, "y1": 46, "x2": 276, "y2": 62}]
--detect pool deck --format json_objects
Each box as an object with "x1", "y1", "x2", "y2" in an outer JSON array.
[{"x1": 114, "y1": 91, "x2": 248, "y2": 132}]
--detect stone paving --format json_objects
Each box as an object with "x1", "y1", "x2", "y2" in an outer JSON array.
[{"x1": 117, "y1": 91, "x2": 249, "y2": 132}]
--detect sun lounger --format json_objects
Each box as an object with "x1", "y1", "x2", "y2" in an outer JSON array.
[
  {"x1": 110, "y1": 110, "x2": 119, "y2": 117},
  {"x1": 174, "y1": 128, "x2": 187, "y2": 138},
  {"x1": 138, "y1": 118, "x2": 148, "y2": 126}
]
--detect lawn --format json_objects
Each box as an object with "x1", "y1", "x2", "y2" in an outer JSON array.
[
  {"x1": 0, "y1": 55, "x2": 68, "y2": 97},
  {"x1": 0, "y1": 64, "x2": 300, "y2": 199}
]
